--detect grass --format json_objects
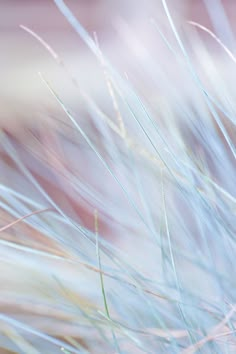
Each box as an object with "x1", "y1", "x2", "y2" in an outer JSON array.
[{"x1": 0, "y1": 0, "x2": 236, "y2": 352}]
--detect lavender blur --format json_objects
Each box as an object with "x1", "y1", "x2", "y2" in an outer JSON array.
[{"x1": 0, "y1": 0, "x2": 236, "y2": 353}]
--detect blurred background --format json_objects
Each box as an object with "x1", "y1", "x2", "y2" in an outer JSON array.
[
  {"x1": 1, "y1": 0, "x2": 235, "y2": 134},
  {"x1": 0, "y1": 0, "x2": 236, "y2": 239},
  {"x1": 0, "y1": 3, "x2": 236, "y2": 353}
]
